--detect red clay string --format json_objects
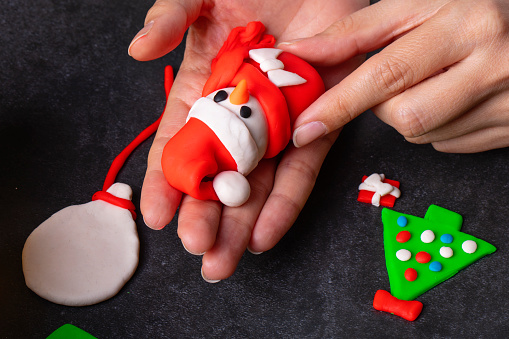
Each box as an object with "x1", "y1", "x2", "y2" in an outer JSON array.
[{"x1": 92, "y1": 66, "x2": 174, "y2": 219}]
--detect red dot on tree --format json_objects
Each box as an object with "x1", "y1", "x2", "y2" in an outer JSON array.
[
  {"x1": 404, "y1": 268, "x2": 418, "y2": 281},
  {"x1": 396, "y1": 231, "x2": 411, "y2": 243},
  {"x1": 416, "y1": 251, "x2": 431, "y2": 264}
]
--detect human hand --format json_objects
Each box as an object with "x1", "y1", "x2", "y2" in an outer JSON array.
[
  {"x1": 284, "y1": 0, "x2": 509, "y2": 153},
  {"x1": 128, "y1": 0, "x2": 368, "y2": 282}
]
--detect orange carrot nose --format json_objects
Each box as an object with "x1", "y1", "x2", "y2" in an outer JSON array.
[{"x1": 229, "y1": 79, "x2": 249, "y2": 105}]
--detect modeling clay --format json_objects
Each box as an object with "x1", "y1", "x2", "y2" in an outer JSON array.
[
  {"x1": 22, "y1": 183, "x2": 140, "y2": 306},
  {"x1": 373, "y1": 290, "x2": 423, "y2": 321},
  {"x1": 22, "y1": 67, "x2": 174, "y2": 306},
  {"x1": 358, "y1": 173, "x2": 400, "y2": 207},
  {"x1": 161, "y1": 22, "x2": 325, "y2": 207},
  {"x1": 46, "y1": 324, "x2": 97, "y2": 339},
  {"x1": 381, "y1": 205, "x2": 496, "y2": 301}
]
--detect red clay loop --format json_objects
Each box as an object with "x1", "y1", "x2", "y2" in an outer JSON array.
[
  {"x1": 92, "y1": 191, "x2": 137, "y2": 220},
  {"x1": 92, "y1": 65, "x2": 174, "y2": 220}
]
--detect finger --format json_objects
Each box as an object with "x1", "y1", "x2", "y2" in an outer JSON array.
[
  {"x1": 140, "y1": 71, "x2": 199, "y2": 229},
  {"x1": 278, "y1": 0, "x2": 450, "y2": 66},
  {"x1": 406, "y1": 90, "x2": 509, "y2": 145},
  {"x1": 177, "y1": 196, "x2": 222, "y2": 255},
  {"x1": 248, "y1": 131, "x2": 339, "y2": 253},
  {"x1": 374, "y1": 20, "x2": 509, "y2": 142},
  {"x1": 292, "y1": 3, "x2": 475, "y2": 148},
  {"x1": 200, "y1": 159, "x2": 277, "y2": 282},
  {"x1": 140, "y1": 168, "x2": 182, "y2": 230},
  {"x1": 431, "y1": 125, "x2": 509, "y2": 153},
  {"x1": 128, "y1": 0, "x2": 203, "y2": 61},
  {"x1": 372, "y1": 58, "x2": 489, "y2": 140}
]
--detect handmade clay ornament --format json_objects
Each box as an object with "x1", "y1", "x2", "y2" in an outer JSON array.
[
  {"x1": 47, "y1": 324, "x2": 97, "y2": 339},
  {"x1": 22, "y1": 183, "x2": 139, "y2": 306},
  {"x1": 21, "y1": 66, "x2": 174, "y2": 306},
  {"x1": 373, "y1": 205, "x2": 496, "y2": 321},
  {"x1": 358, "y1": 173, "x2": 401, "y2": 207},
  {"x1": 161, "y1": 22, "x2": 325, "y2": 207},
  {"x1": 373, "y1": 290, "x2": 423, "y2": 321},
  {"x1": 381, "y1": 205, "x2": 496, "y2": 301}
]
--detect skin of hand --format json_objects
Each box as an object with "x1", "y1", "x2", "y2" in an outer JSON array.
[
  {"x1": 129, "y1": 0, "x2": 368, "y2": 282},
  {"x1": 285, "y1": 0, "x2": 509, "y2": 153}
]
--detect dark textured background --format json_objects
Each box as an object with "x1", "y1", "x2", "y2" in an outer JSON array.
[{"x1": 1, "y1": 1, "x2": 508, "y2": 338}]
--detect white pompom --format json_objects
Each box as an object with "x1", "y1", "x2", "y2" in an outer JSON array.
[{"x1": 213, "y1": 171, "x2": 251, "y2": 207}]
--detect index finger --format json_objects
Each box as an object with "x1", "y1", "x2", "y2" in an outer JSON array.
[{"x1": 291, "y1": 3, "x2": 474, "y2": 147}]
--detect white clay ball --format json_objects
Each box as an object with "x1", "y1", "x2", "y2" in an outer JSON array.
[
  {"x1": 396, "y1": 249, "x2": 412, "y2": 261},
  {"x1": 421, "y1": 230, "x2": 435, "y2": 243},
  {"x1": 440, "y1": 246, "x2": 454, "y2": 258},
  {"x1": 213, "y1": 171, "x2": 251, "y2": 207},
  {"x1": 462, "y1": 240, "x2": 478, "y2": 254}
]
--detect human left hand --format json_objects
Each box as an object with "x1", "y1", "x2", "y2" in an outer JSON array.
[{"x1": 129, "y1": 0, "x2": 367, "y2": 282}]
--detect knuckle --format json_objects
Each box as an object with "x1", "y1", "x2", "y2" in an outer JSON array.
[
  {"x1": 328, "y1": 15, "x2": 356, "y2": 36},
  {"x1": 390, "y1": 104, "x2": 428, "y2": 138},
  {"x1": 278, "y1": 157, "x2": 319, "y2": 187},
  {"x1": 449, "y1": 0, "x2": 508, "y2": 43},
  {"x1": 269, "y1": 192, "x2": 303, "y2": 218},
  {"x1": 369, "y1": 55, "x2": 413, "y2": 97},
  {"x1": 323, "y1": 90, "x2": 358, "y2": 128},
  {"x1": 248, "y1": 175, "x2": 273, "y2": 200},
  {"x1": 474, "y1": 0, "x2": 507, "y2": 36}
]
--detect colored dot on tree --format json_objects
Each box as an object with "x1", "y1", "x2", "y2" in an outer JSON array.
[
  {"x1": 429, "y1": 261, "x2": 443, "y2": 272},
  {"x1": 440, "y1": 246, "x2": 454, "y2": 258},
  {"x1": 441, "y1": 234, "x2": 453, "y2": 244},
  {"x1": 396, "y1": 231, "x2": 411, "y2": 243},
  {"x1": 421, "y1": 230, "x2": 435, "y2": 243},
  {"x1": 404, "y1": 268, "x2": 418, "y2": 281},
  {"x1": 397, "y1": 216, "x2": 408, "y2": 227},
  {"x1": 416, "y1": 251, "x2": 431, "y2": 264},
  {"x1": 462, "y1": 240, "x2": 478, "y2": 254},
  {"x1": 396, "y1": 249, "x2": 412, "y2": 261}
]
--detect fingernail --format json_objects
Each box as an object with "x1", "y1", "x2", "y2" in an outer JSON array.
[
  {"x1": 277, "y1": 38, "x2": 303, "y2": 47},
  {"x1": 201, "y1": 267, "x2": 221, "y2": 284},
  {"x1": 181, "y1": 240, "x2": 205, "y2": 256},
  {"x1": 293, "y1": 121, "x2": 327, "y2": 148},
  {"x1": 143, "y1": 215, "x2": 164, "y2": 230},
  {"x1": 143, "y1": 216, "x2": 153, "y2": 228},
  {"x1": 128, "y1": 21, "x2": 154, "y2": 56},
  {"x1": 247, "y1": 247, "x2": 263, "y2": 255}
]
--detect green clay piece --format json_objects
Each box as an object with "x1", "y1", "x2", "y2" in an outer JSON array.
[
  {"x1": 382, "y1": 205, "x2": 496, "y2": 301},
  {"x1": 47, "y1": 324, "x2": 97, "y2": 339}
]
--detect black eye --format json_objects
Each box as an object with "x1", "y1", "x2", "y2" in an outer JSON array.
[
  {"x1": 240, "y1": 106, "x2": 251, "y2": 118},
  {"x1": 214, "y1": 90, "x2": 228, "y2": 102}
]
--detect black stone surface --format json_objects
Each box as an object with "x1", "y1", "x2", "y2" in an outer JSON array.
[{"x1": 1, "y1": 1, "x2": 508, "y2": 338}]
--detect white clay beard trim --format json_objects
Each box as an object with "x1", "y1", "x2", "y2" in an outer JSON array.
[{"x1": 187, "y1": 97, "x2": 260, "y2": 175}]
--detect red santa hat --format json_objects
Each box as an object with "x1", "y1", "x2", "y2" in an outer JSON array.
[{"x1": 202, "y1": 22, "x2": 325, "y2": 158}]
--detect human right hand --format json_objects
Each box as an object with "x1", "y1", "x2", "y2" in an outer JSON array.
[{"x1": 283, "y1": 0, "x2": 509, "y2": 153}]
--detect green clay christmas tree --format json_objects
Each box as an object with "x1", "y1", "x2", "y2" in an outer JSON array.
[{"x1": 381, "y1": 205, "x2": 496, "y2": 301}]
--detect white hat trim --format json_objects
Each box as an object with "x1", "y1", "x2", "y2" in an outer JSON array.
[{"x1": 187, "y1": 97, "x2": 260, "y2": 175}]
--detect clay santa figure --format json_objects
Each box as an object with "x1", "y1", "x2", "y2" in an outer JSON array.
[{"x1": 162, "y1": 22, "x2": 325, "y2": 207}]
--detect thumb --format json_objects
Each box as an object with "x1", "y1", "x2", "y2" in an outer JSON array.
[
  {"x1": 278, "y1": 0, "x2": 447, "y2": 67},
  {"x1": 128, "y1": 0, "x2": 203, "y2": 61}
]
